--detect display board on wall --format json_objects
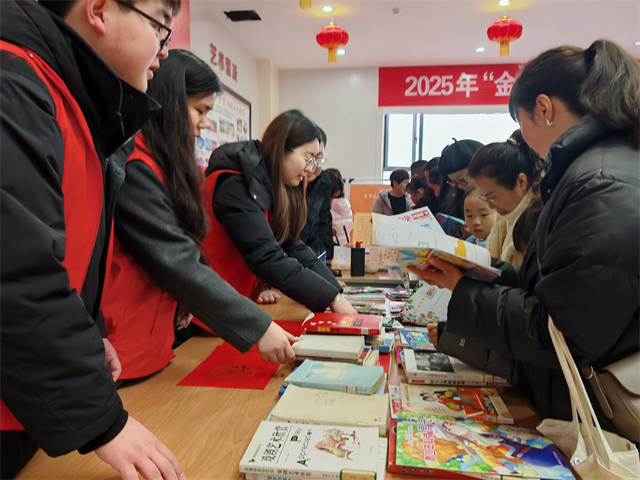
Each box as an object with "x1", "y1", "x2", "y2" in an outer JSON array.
[
  {"x1": 379, "y1": 63, "x2": 522, "y2": 107},
  {"x1": 196, "y1": 84, "x2": 252, "y2": 168},
  {"x1": 348, "y1": 183, "x2": 387, "y2": 245}
]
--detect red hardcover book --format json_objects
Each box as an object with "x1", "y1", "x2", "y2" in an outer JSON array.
[
  {"x1": 301, "y1": 312, "x2": 383, "y2": 336},
  {"x1": 388, "y1": 420, "x2": 471, "y2": 479}
]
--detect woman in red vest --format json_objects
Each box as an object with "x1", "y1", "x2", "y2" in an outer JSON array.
[
  {"x1": 201, "y1": 110, "x2": 357, "y2": 316},
  {"x1": 102, "y1": 49, "x2": 297, "y2": 380}
]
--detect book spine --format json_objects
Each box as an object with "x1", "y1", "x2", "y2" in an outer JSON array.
[
  {"x1": 286, "y1": 380, "x2": 370, "y2": 394},
  {"x1": 404, "y1": 371, "x2": 508, "y2": 385},
  {"x1": 241, "y1": 465, "x2": 338, "y2": 479},
  {"x1": 406, "y1": 377, "x2": 506, "y2": 387},
  {"x1": 386, "y1": 464, "x2": 472, "y2": 479}
]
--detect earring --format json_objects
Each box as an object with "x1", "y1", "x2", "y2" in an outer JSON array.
[{"x1": 546, "y1": 119, "x2": 554, "y2": 127}]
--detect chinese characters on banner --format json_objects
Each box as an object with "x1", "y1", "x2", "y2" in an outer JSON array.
[
  {"x1": 378, "y1": 64, "x2": 522, "y2": 107},
  {"x1": 209, "y1": 43, "x2": 238, "y2": 82}
]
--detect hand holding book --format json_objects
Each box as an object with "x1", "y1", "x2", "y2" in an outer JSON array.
[{"x1": 407, "y1": 257, "x2": 464, "y2": 292}]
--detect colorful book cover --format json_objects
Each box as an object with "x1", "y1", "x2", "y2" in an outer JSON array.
[
  {"x1": 284, "y1": 359, "x2": 385, "y2": 395},
  {"x1": 404, "y1": 350, "x2": 510, "y2": 387},
  {"x1": 401, "y1": 283, "x2": 452, "y2": 325},
  {"x1": 395, "y1": 413, "x2": 574, "y2": 479},
  {"x1": 399, "y1": 327, "x2": 436, "y2": 351},
  {"x1": 240, "y1": 421, "x2": 380, "y2": 479},
  {"x1": 302, "y1": 313, "x2": 383, "y2": 336},
  {"x1": 400, "y1": 384, "x2": 514, "y2": 424}
]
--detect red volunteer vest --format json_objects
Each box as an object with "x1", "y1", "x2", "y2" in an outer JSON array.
[
  {"x1": 0, "y1": 41, "x2": 105, "y2": 431},
  {"x1": 102, "y1": 135, "x2": 177, "y2": 380},
  {"x1": 193, "y1": 170, "x2": 270, "y2": 333}
]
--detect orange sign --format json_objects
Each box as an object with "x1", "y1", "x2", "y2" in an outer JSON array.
[{"x1": 349, "y1": 184, "x2": 386, "y2": 216}]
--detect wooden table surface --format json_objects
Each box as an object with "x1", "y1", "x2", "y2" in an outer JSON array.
[{"x1": 19, "y1": 295, "x2": 539, "y2": 480}]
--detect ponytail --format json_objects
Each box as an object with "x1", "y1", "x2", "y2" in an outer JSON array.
[
  {"x1": 468, "y1": 129, "x2": 544, "y2": 192},
  {"x1": 509, "y1": 39, "x2": 640, "y2": 148}
]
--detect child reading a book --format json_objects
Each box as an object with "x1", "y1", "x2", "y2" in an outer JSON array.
[
  {"x1": 102, "y1": 50, "x2": 298, "y2": 380},
  {"x1": 463, "y1": 188, "x2": 497, "y2": 248},
  {"x1": 201, "y1": 110, "x2": 357, "y2": 318}
]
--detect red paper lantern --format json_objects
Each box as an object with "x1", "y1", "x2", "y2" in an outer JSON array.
[
  {"x1": 487, "y1": 16, "x2": 523, "y2": 57},
  {"x1": 316, "y1": 22, "x2": 349, "y2": 63}
]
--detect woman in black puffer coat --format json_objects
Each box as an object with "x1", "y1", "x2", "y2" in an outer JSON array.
[{"x1": 415, "y1": 39, "x2": 640, "y2": 441}]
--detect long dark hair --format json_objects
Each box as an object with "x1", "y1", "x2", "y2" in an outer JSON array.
[
  {"x1": 261, "y1": 110, "x2": 321, "y2": 245},
  {"x1": 469, "y1": 129, "x2": 544, "y2": 193},
  {"x1": 325, "y1": 168, "x2": 345, "y2": 198},
  {"x1": 143, "y1": 49, "x2": 221, "y2": 245},
  {"x1": 509, "y1": 39, "x2": 640, "y2": 148}
]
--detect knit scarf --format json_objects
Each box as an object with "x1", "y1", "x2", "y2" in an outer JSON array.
[{"x1": 486, "y1": 189, "x2": 536, "y2": 266}]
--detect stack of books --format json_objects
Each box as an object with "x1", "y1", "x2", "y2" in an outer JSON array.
[{"x1": 241, "y1": 422, "x2": 387, "y2": 480}]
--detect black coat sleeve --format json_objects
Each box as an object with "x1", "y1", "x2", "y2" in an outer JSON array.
[
  {"x1": 0, "y1": 57, "x2": 124, "y2": 456},
  {"x1": 445, "y1": 174, "x2": 640, "y2": 370},
  {"x1": 114, "y1": 161, "x2": 272, "y2": 352},
  {"x1": 213, "y1": 175, "x2": 341, "y2": 312},
  {"x1": 317, "y1": 191, "x2": 334, "y2": 260}
]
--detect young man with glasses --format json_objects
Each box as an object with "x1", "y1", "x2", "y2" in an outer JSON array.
[{"x1": 1, "y1": 0, "x2": 183, "y2": 478}]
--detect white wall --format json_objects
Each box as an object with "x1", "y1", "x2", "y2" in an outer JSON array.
[
  {"x1": 279, "y1": 68, "x2": 381, "y2": 183},
  {"x1": 190, "y1": 2, "x2": 260, "y2": 139}
]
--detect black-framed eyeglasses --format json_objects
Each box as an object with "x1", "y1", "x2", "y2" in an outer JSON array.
[{"x1": 121, "y1": 3, "x2": 173, "y2": 50}]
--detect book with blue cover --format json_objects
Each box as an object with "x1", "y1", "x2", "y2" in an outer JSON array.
[
  {"x1": 399, "y1": 327, "x2": 436, "y2": 351},
  {"x1": 284, "y1": 359, "x2": 385, "y2": 395}
]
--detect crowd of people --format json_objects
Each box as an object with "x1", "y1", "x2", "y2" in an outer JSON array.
[{"x1": 1, "y1": 0, "x2": 639, "y2": 478}]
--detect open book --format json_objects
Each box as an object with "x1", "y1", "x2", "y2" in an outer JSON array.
[{"x1": 369, "y1": 213, "x2": 501, "y2": 282}]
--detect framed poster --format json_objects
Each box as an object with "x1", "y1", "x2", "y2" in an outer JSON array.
[{"x1": 195, "y1": 84, "x2": 252, "y2": 168}]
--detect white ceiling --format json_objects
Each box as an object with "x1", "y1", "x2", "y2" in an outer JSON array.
[{"x1": 193, "y1": 0, "x2": 640, "y2": 70}]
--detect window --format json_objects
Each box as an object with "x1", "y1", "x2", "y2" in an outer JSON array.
[{"x1": 383, "y1": 112, "x2": 517, "y2": 174}]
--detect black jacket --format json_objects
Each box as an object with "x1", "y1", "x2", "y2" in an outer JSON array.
[
  {"x1": 440, "y1": 115, "x2": 640, "y2": 424},
  {"x1": 300, "y1": 171, "x2": 334, "y2": 260},
  {"x1": 207, "y1": 141, "x2": 342, "y2": 312},
  {"x1": 1, "y1": 0, "x2": 157, "y2": 456},
  {"x1": 113, "y1": 159, "x2": 272, "y2": 352}
]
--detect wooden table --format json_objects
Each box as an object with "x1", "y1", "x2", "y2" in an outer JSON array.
[{"x1": 19, "y1": 295, "x2": 539, "y2": 480}]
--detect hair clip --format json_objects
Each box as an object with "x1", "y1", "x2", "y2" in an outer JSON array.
[{"x1": 507, "y1": 137, "x2": 519, "y2": 146}]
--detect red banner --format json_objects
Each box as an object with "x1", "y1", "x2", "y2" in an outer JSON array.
[{"x1": 379, "y1": 64, "x2": 522, "y2": 107}]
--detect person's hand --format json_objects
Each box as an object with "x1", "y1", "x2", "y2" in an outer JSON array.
[
  {"x1": 330, "y1": 297, "x2": 358, "y2": 314},
  {"x1": 257, "y1": 290, "x2": 281, "y2": 304},
  {"x1": 176, "y1": 309, "x2": 193, "y2": 330},
  {"x1": 427, "y1": 322, "x2": 438, "y2": 347},
  {"x1": 255, "y1": 322, "x2": 298, "y2": 365},
  {"x1": 94, "y1": 416, "x2": 185, "y2": 480},
  {"x1": 337, "y1": 280, "x2": 347, "y2": 289},
  {"x1": 407, "y1": 257, "x2": 464, "y2": 292},
  {"x1": 103, "y1": 338, "x2": 122, "y2": 383}
]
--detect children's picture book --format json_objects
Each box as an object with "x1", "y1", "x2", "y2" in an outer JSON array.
[
  {"x1": 239, "y1": 421, "x2": 380, "y2": 480},
  {"x1": 395, "y1": 413, "x2": 574, "y2": 479},
  {"x1": 403, "y1": 350, "x2": 509, "y2": 387},
  {"x1": 270, "y1": 385, "x2": 389, "y2": 436},
  {"x1": 284, "y1": 360, "x2": 385, "y2": 395},
  {"x1": 374, "y1": 207, "x2": 445, "y2": 235},
  {"x1": 293, "y1": 334, "x2": 364, "y2": 361},
  {"x1": 389, "y1": 385, "x2": 402, "y2": 420},
  {"x1": 400, "y1": 283, "x2": 452, "y2": 325},
  {"x1": 399, "y1": 384, "x2": 514, "y2": 424},
  {"x1": 302, "y1": 312, "x2": 383, "y2": 336},
  {"x1": 399, "y1": 327, "x2": 436, "y2": 351},
  {"x1": 368, "y1": 220, "x2": 501, "y2": 282}
]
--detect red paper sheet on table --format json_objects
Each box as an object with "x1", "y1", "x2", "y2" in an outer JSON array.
[{"x1": 177, "y1": 342, "x2": 278, "y2": 389}]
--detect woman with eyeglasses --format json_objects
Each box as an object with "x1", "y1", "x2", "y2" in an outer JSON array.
[
  {"x1": 437, "y1": 139, "x2": 484, "y2": 220},
  {"x1": 299, "y1": 129, "x2": 334, "y2": 263},
  {"x1": 467, "y1": 130, "x2": 544, "y2": 266},
  {"x1": 102, "y1": 50, "x2": 298, "y2": 380},
  {"x1": 200, "y1": 109, "x2": 357, "y2": 318},
  {"x1": 413, "y1": 40, "x2": 640, "y2": 441}
]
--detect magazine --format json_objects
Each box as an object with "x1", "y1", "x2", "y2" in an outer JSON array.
[
  {"x1": 395, "y1": 413, "x2": 574, "y2": 479},
  {"x1": 369, "y1": 218, "x2": 501, "y2": 282},
  {"x1": 400, "y1": 384, "x2": 514, "y2": 424}
]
